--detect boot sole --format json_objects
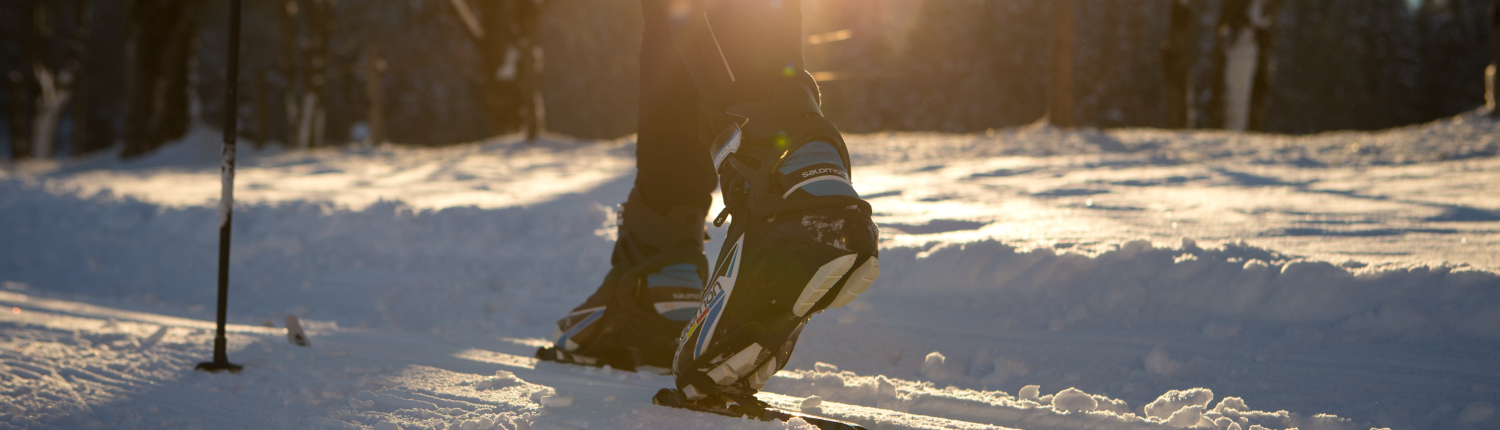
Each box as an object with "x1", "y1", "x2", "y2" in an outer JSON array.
[
  {"x1": 692, "y1": 254, "x2": 881, "y2": 396},
  {"x1": 791, "y1": 254, "x2": 858, "y2": 317},
  {"x1": 792, "y1": 254, "x2": 880, "y2": 316}
]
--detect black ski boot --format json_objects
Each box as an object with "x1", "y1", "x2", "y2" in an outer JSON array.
[
  {"x1": 670, "y1": 80, "x2": 880, "y2": 400},
  {"x1": 537, "y1": 189, "x2": 708, "y2": 372}
]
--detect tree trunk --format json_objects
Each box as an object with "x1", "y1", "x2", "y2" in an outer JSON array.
[
  {"x1": 282, "y1": 0, "x2": 300, "y2": 147},
  {"x1": 1162, "y1": 0, "x2": 1195, "y2": 129},
  {"x1": 121, "y1": 0, "x2": 199, "y2": 159},
  {"x1": 9, "y1": 70, "x2": 29, "y2": 161},
  {"x1": 1048, "y1": 0, "x2": 1076, "y2": 128},
  {"x1": 30, "y1": 64, "x2": 69, "y2": 160},
  {"x1": 31, "y1": 0, "x2": 91, "y2": 160},
  {"x1": 449, "y1": 0, "x2": 547, "y2": 137},
  {"x1": 1210, "y1": 0, "x2": 1282, "y2": 131},
  {"x1": 1246, "y1": 0, "x2": 1282, "y2": 131},
  {"x1": 12, "y1": 0, "x2": 40, "y2": 161},
  {"x1": 1490, "y1": 0, "x2": 1498, "y2": 117},
  {"x1": 303, "y1": 0, "x2": 330, "y2": 148},
  {"x1": 29, "y1": 1, "x2": 62, "y2": 160},
  {"x1": 519, "y1": 1, "x2": 545, "y2": 142},
  {"x1": 70, "y1": 0, "x2": 97, "y2": 157},
  {"x1": 364, "y1": 45, "x2": 385, "y2": 145},
  {"x1": 255, "y1": 68, "x2": 267, "y2": 148}
]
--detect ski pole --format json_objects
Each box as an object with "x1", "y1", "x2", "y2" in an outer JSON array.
[{"x1": 197, "y1": 0, "x2": 244, "y2": 374}]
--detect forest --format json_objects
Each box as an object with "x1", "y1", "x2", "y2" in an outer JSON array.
[{"x1": 1, "y1": 0, "x2": 1496, "y2": 160}]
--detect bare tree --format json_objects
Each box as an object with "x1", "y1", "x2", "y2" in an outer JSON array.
[
  {"x1": 122, "y1": 0, "x2": 199, "y2": 159},
  {"x1": 1048, "y1": 0, "x2": 1076, "y2": 128},
  {"x1": 29, "y1": 0, "x2": 91, "y2": 159},
  {"x1": 280, "y1": 0, "x2": 332, "y2": 149},
  {"x1": 448, "y1": 0, "x2": 547, "y2": 141},
  {"x1": 1210, "y1": 0, "x2": 1284, "y2": 131},
  {"x1": 1162, "y1": 0, "x2": 1195, "y2": 129}
]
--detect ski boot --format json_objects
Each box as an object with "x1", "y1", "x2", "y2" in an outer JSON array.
[
  {"x1": 668, "y1": 79, "x2": 881, "y2": 401},
  {"x1": 537, "y1": 189, "x2": 708, "y2": 373}
]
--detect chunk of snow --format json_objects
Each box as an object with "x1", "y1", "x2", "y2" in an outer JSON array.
[
  {"x1": 1018, "y1": 385, "x2": 1041, "y2": 401},
  {"x1": 800, "y1": 395, "x2": 823, "y2": 411},
  {"x1": 1145, "y1": 388, "x2": 1214, "y2": 419},
  {"x1": 529, "y1": 389, "x2": 552, "y2": 403},
  {"x1": 920, "y1": 351, "x2": 947, "y2": 380},
  {"x1": 476, "y1": 370, "x2": 524, "y2": 390},
  {"x1": 781, "y1": 416, "x2": 816, "y2": 429},
  {"x1": 374, "y1": 422, "x2": 402, "y2": 430},
  {"x1": 540, "y1": 395, "x2": 573, "y2": 408},
  {"x1": 814, "y1": 362, "x2": 839, "y2": 373},
  {"x1": 1051, "y1": 387, "x2": 1098, "y2": 412}
]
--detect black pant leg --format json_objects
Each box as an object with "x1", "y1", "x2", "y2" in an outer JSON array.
[
  {"x1": 635, "y1": 0, "x2": 816, "y2": 214},
  {"x1": 644, "y1": 0, "x2": 810, "y2": 110},
  {"x1": 635, "y1": 0, "x2": 718, "y2": 215}
]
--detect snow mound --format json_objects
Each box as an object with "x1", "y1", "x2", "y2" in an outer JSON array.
[
  {"x1": 1050, "y1": 387, "x2": 1097, "y2": 413},
  {"x1": 1145, "y1": 388, "x2": 1214, "y2": 419},
  {"x1": 878, "y1": 239, "x2": 1500, "y2": 342},
  {"x1": 767, "y1": 368, "x2": 1377, "y2": 430}
]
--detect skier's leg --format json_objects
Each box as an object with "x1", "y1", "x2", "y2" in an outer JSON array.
[
  {"x1": 537, "y1": 3, "x2": 718, "y2": 371},
  {"x1": 645, "y1": 0, "x2": 882, "y2": 400},
  {"x1": 641, "y1": 0, "x2": 812, "y2": 110},
  {"x1": 636, "y1": 0, "x2": 718, "y2": 215}
]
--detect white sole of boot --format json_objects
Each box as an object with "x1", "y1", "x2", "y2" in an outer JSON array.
[
  {"x1": 705, "y1": 342, "x2": 764, "y2": 385},
  {"x1": 746, "y1": 356, "x2": 778, "y2": 390},
  {"x1": 826, "y1": 256, "x2": 879, "y2": 309},
  {"x1": 791, "y1": 254, "x2": 858, "y2": 317}
]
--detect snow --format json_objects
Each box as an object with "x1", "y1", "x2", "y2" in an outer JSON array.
[{"x1": 2, "y1": 111, "x2": 1499, "y2": 429}]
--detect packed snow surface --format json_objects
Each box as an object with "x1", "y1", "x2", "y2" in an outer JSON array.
[{"x1": 2, "y1": 112, "x2": 1498, "y2": 430}]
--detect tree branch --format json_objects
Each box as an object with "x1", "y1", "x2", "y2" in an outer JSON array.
[{"x1": 446, "y1": 0, "x2": 485, "y2": 43}]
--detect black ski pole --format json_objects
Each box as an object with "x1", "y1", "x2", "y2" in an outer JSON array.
[{"x1": 197, "y1": 0, "x2": 244, "y2": 374}]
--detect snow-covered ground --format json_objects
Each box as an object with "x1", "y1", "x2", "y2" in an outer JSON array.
[{"x1": 2, "y1": 111, "x2": 1497, "y2": 430}]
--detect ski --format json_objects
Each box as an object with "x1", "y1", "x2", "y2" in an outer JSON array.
[{"x1": 652, "y1": 388, "x2": 866, "y2": 430}]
